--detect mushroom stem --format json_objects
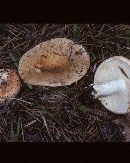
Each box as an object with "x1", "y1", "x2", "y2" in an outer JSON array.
[{"x1": 93, "y1": 79, "x2": 126, "y2": 98}]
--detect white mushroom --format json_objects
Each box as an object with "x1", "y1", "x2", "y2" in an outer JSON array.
[
  {"x1": 92, "y1": 56, "x2": 130, "y2": 114},
  {"x1": 18, "y1": 38, "x2": 90, "y2": 87},
  {"x1": 0, "y1": 69, "x2": 21, "y2": 102}
]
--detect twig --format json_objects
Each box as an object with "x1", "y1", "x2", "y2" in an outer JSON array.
[
  {"x1": 24, "y1": 120, "x2": 37, "y2": 128},
  {"x1": 42, "y1": 116, "x2": 54, "y2": 141}
]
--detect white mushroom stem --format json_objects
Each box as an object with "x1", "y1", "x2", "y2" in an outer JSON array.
[{"x1": 93, "y1": 79, "x2": 127, "y2": 98}]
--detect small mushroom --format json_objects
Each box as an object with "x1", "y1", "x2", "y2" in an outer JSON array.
[
  {"x1": 0, "y1": 69, "x2": 21, "y2": 102},
  {"x1": 92, "y1": 56, "x2": 130, "y2": 114},
  {"x1": 18, "y1": 38, "x2": 90, "y2": 87}
]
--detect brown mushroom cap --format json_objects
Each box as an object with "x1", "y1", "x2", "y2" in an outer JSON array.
[
  {"x1": 0, "y1": 69, "x2": 21, "y2": 102},
  {"x1": 18, "y1": 38, "x2": 90, "y2": 87}
]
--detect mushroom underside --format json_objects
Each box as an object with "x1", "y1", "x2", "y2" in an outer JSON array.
[{"x1": 93, "y1": 56, "x2": 130, "y2": 114}]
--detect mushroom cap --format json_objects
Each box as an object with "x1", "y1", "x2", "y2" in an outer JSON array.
[
  {"x1": 18, "y1": 38, "x2": 90, "y2": 87},
  {"x1": 0, "y1": 69, "x2": 21, "y2": 102},
  {"x1": 94, "y1": 56, "x2": 130, "y2": 114}
]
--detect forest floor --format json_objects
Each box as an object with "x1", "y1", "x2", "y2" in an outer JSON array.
[{"x1": 0, "y1": 24, "x2": 130, "y2": 142}]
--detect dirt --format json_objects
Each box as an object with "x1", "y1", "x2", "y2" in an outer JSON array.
[{"x1": 113, "y1": 113, "x2": 130, "y2": 142}]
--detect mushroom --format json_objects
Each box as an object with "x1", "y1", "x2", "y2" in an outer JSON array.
[
  {"x1": 92, "y1": 56, "x2": 130, "y2": 114},
  {"x1": 18, "y1": 38, "x2": 90, "y2": 87},
  {"x1": 0, "y1": 69, "x2": 21, "y2": 102}
]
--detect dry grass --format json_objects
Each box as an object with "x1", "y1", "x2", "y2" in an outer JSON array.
[{"x1": 0, "y1": 24, "x2": 130, "y2": 142}]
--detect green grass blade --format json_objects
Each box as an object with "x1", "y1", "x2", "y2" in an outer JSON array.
[
  {"x1": 96, "y1": 24, "x2": 106, "y2": 38},
  {"x1": 27, "y1": 84, "x2": 33, "y2": 89},
  {"x1": 78, "y1": 105, "x2": 91, "y2": 112},
  {"x1": 16, "y1": 118, "x2": 21, "y2": 141},
  {"x1": 91, "y1": 52, "x2": 97, "y2": 62},
  {"x1": 116, "y1": 36, "x2": 130, "y2": 40},
  {"x1": 124, "y1": 29, "x2": 130, "y2": 36},
  {"x1": 10, "y1": 120, "x2": 15, "y2": 141},
  {"x1": 8, "y1": 51, "x2": 19, "y2": 68},
  {"x1": 73, "y1": 24, "x2": 78, "y2": 37}
]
